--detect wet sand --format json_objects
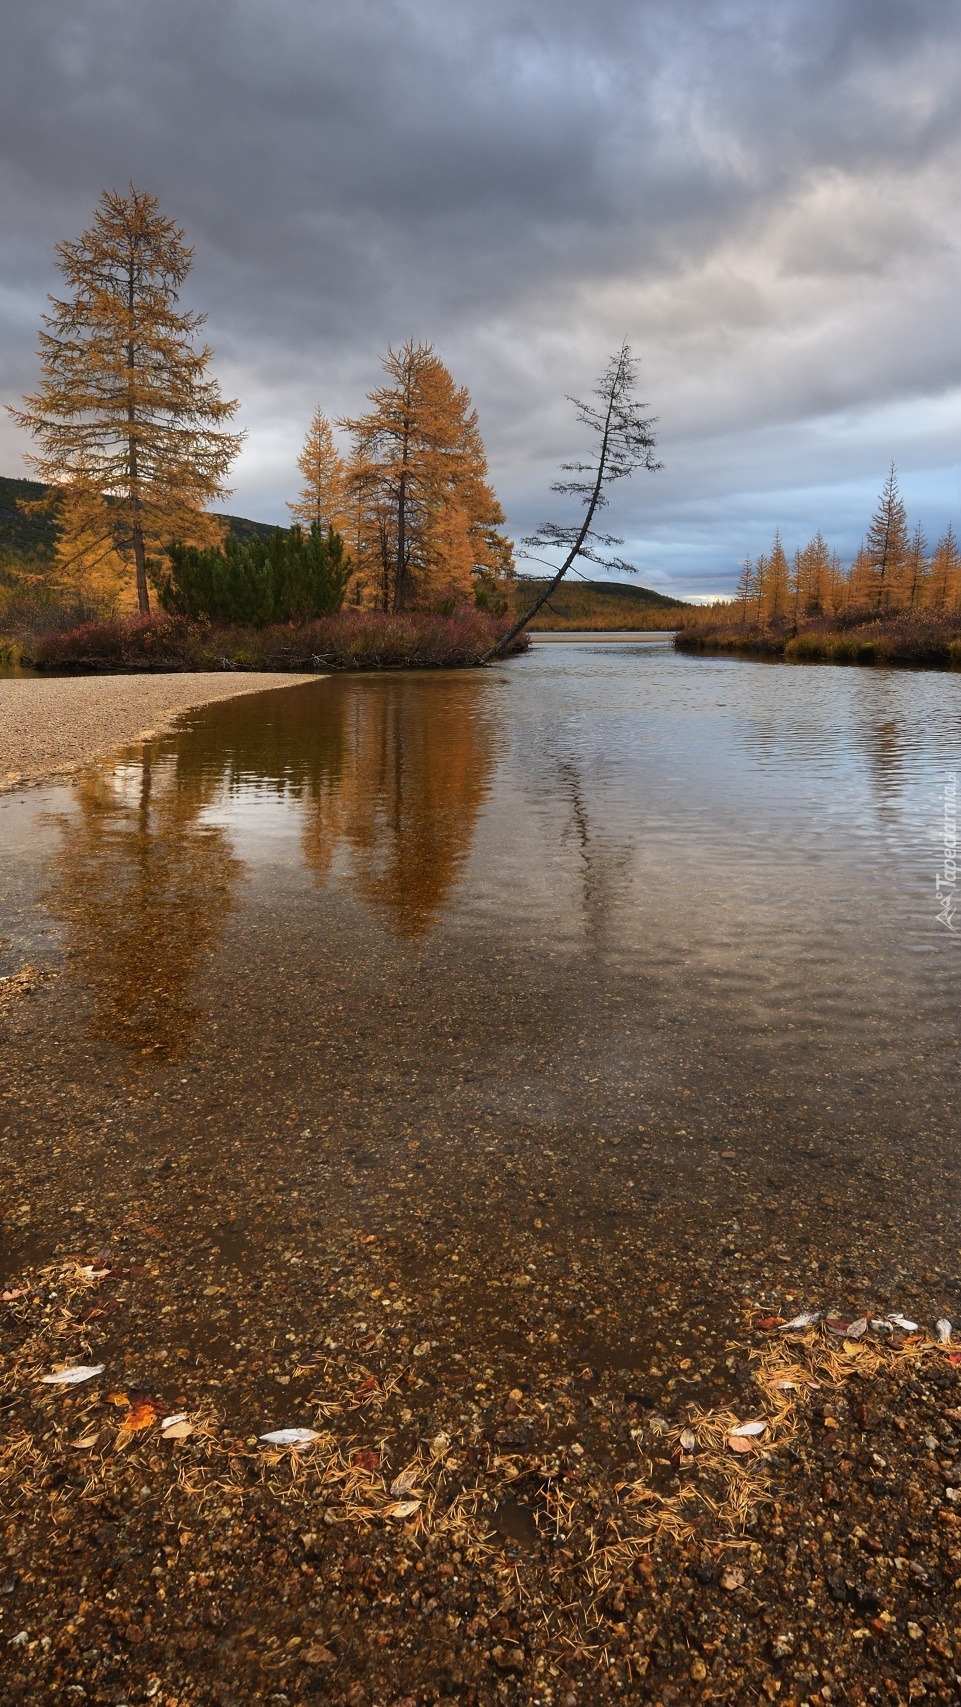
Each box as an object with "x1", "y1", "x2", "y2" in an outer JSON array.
[
  {"x1": 2, "y1": 657, "x2": 961, "y2": 1704},
  {"x1": 0, "y1": 671, "x2": 318, "y2": 790}
]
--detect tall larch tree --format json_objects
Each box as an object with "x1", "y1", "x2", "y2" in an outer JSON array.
[
  {"x1": 904, "y1": 521, "x2": 928, "y2": 607},
  {"x1": 11, "y1": 186, "x2": 243, "y2": 614},
  {"x1": 288, "y1": 408, "x2": 348, "y2": 536},
  {"x1": 734, "y1": 557, "x2": 756, "y2": 620},
  {"x1": 797, "y1": 531, "x2": 832, "y2": 616},
  {"x1": 864, "y1": 464, "x2": 909, "y2": 613},
  {"x1": 928, "y1": 523, "x2": 961, "y2": 612},
  {"x1": 764, "y1": 531, "x2": 789, "y2": 619},
  {"x1": 340, "y1": 340, "x2": 511, "y2": 611}
]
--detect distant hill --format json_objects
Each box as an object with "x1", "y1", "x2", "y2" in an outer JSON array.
[
  {"x1": 0, "y1": 473, "x2": 276, "y2": 565},
  {"x1": 510, "y1": 573, "x2": 688, "y2": 630}
]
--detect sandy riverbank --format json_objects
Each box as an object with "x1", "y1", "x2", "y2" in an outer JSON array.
[{"x1": 0, "y1": 671, "x2": 318, "y2": 791}]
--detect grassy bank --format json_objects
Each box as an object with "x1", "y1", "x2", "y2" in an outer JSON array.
[
  {"x1": 674, "y1": 608, "x2": 961, "y2": 667},
  {"x1": 19, "y1": 609, "x2": 528, "y2": 673}
]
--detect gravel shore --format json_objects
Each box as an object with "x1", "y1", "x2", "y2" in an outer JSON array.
[{"x1": 0, "y1": 672, "x2": 318, "y2": 790}]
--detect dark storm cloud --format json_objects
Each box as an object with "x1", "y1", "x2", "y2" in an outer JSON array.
[{"x1": 2, "y1": 0, "x2": 960, "y2": 592}]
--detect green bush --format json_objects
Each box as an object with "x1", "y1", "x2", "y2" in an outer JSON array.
[{"x1": 154, "y1": 525, "x2": 352, "y2": 626}]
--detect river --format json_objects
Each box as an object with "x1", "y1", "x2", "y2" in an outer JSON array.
[{"x1": 2, "y1": 635, "x2": 961, "y2": 1399}]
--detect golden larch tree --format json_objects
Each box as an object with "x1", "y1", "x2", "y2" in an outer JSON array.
[
  {"x1": 763, "y1": 531, "x2": 789, "y2": 619},
  {"x1": 928, "y1": 523, "x2": 961, "y2": 612},
  {"x1": 11, "y1": 186, "x2": 243, "y2": 614},
  {"x1": 904, "y1": 521, "x2": 928, "y2": 608},
  {"x1": 340, "y1": 340, "x2": 511, "y2": 610},
  {"x1": 864, "y1": 464, "x2": 910, "y2": 613},
  {"x1": 288, "y1": 408, "x2": 348, "y2": 535}
]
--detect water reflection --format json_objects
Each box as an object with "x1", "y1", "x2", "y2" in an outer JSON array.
[
  {"x1": 44, "y1": 752, "x2": 243, "y2": 1056},
  {"x1": 165, "y1": 676, "x2": 497, "y2": 939},
  {"x1": 300, "y1": 678, "x2": 496, "y2": 937}
]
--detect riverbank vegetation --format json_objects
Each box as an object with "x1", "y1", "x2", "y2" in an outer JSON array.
[
  {"x1": 25, "y1": 608, "x2": 525, "y2": 673},
  {"x1": 676, "y1": 466, "x2": 961, "y2": 665}
]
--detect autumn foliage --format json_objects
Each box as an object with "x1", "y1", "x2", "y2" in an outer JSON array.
[{"x1": 9, "y1": 186, "x2": 242, "y2": 615}]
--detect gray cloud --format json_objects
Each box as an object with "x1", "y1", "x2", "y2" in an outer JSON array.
[{"x1": 2, "y1": 0, "x2": 960, "y2": 594}]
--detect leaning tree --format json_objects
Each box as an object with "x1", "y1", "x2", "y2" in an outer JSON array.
[{"x1": 483, "y1": 343, "x2": 660, "y2": 660}]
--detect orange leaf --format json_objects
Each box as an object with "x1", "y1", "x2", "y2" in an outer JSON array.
[{"x1": 123, "y1": 1399, "x2": 159, "y2": 1433}]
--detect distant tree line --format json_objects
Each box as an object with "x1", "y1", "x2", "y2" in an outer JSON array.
[{"x1": 734, "y1": 466, "x2": 960, "y2": 623}]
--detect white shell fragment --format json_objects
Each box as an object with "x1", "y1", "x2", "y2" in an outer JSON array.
[
  {"x1": 729, "y1": 1419, "x2": 768, "y2": 1437},
  {"x1": 679, "y1": 1427, "x2": 697, "y2": 1451},
  {"x1": 40, "y1": 1364, "x2": 105, "y2": 1385},
  {"x1": 259, "y1": 1428, "x2": 319, "y2": 1448},
  {"x1": 936, "y1": 1318, "x2": 953, "y2": 1344},
  {"x1": 782, "y1": 1312, "x2": 820, "y2": 1331},
  {"x1": 886, "y1": 1314, "x2": 919, "y2": 1332},
  {"x1": 386, "y1": 1499, "x2": 421, "y2": 1519}
]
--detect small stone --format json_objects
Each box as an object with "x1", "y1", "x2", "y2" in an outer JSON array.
[
  {"x1": 906, "y1": 1622, "x2": 923, "y2": 1640},
  {"x1": 689, "y1": 1656, "x2": 707, "y2": 1681}
]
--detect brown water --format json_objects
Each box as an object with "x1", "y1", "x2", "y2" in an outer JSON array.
[{"x1": 2, "y1": 640, "x2": 961, "y2": 1406}]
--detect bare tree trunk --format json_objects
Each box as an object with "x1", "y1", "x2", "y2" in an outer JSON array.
[{"x1": 393, "y1": 468, "x2": 407, "y2": 612}]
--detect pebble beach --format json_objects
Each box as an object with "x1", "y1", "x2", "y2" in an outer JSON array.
[{"x1": 0, "y1": 673, "x2": 318, "y2": 791}]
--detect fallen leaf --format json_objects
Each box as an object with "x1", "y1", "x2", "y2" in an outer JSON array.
[
  {"x1": 886, "y1": 1314, "x2": 918, "y2": 1332},
  {"x1": 351, "y1": 1448, "x2": 380, "y2": 1472},
  {"x1": 71, "y1": 1429, "x2": 102, "y2": 1449},
  {"x1": 385, "y1": 1499, "x2": 421, "y2": 1519},
  {"x1": 754, "y1": 1315, "x2": 784, "y2": 1331},
  {"x1": 729, "y1": 1420, "x2": 767, "y2": 1437},
  {"x1": 390, "y1": 1468, "x2": 421, "y2": 1496},
  {"x1": 260, "y1": 1428, "x2": 319, "y2": 1448},
  {"x1": 825, "y1": 1318, "x2": 852, "y2": 1336},
  {"x1": 782, "y1": 1311, "x2": 820, "y2": 1330},
  {"x1": 948, "y1": 1353, "x2": 961, "y2": 1366},
  {"x1": 161, "y1": 1421, "x2": 193, "y2": 1442},
  {"x1": 40, "y1": 1364, "x2": 104, "y2": 1386},
  {"x1": 1, "y1": 1288, "x2": 24, "y2": 1302},
  {"x1": 123, "y1": 1398, "x2": 158, "y2": 1433},
  {"x1": 846, "y1": 1317, "x2": 870, "y2": 1339},
  {"x1": 843, "y1": 1339, "x2": 868, "y2": 1356},
  {"x1": 726, "y1": 1434, "x2": 756, "y2": 1454},
  {"x1": 106, "y1": 1392, "x2": 130, "y2": 1408},
  {"x1": 679, "y1": 1427, "x2": 697, "y2": 1452},
  {"x1": 160, "y1": 1412, "x2": 189, "y2": 1429}
]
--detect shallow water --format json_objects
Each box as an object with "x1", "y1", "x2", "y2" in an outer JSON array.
[{"x1": 2, "y1": 641, "x2": 961, "y2": 1390}]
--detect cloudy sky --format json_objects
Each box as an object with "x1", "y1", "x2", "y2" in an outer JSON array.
[{"x1": 2, "y1": 0, "x2": 960, "y2": 597}]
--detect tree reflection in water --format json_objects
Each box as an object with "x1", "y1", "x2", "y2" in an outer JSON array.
[
  {"x1": 164, "y1": 674, "x2": 496, "y2": 937},
  {"x1": 44, "y1": 676, "x2": 497, "y2": 1054},
  {"x1": 44, "y1": 749, "x2": 243, "y2": 1056},
  {"x1": 299, "y1": 676, "x2": 496, "y2": 939}
]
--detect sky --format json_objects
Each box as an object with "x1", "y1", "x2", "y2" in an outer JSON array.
[{"x1": 1, "y1": 0, "x2": 960, "y2": 599}]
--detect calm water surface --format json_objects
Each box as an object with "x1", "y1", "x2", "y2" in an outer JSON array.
[{"x1": 3, "y1": 640, "x2": 961, "y2": 1362}]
